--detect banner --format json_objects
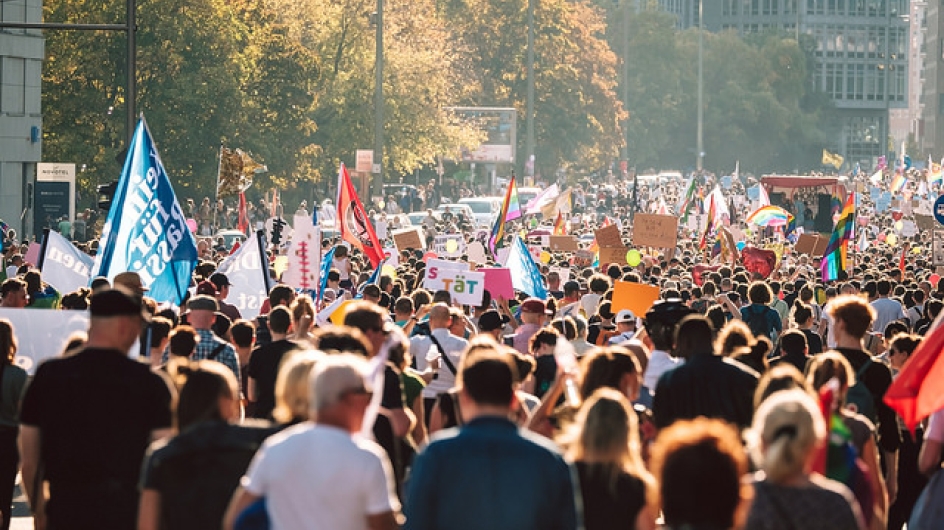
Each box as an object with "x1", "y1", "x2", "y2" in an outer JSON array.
[
  {"x1": 91, "y1": 117, "x2": 198, "y2": 305},
  {"x1": 632, "y1": 213, "x2": 678, "y2": 248},
  {"x1": 433, "y1": 234, "x2": 466, "y2": 258},
  {"x1": 337, "y1": 163, "x2": 384, "y2": 267},
  {"x1": 7, "y1": 308, "x2": 90, "y2": 374},
  {"x1": 214, "y1": 231, "x2": 271, "y2": 320},
  {"x1": 39, "y1": 230, "x2": 93, "y2": 296},
  {"x1": 506, "y1": 236, "x2": 548, "y2": 299},
  {"x1": 424, "y1": 268, "x2": 485, "y2": 306},
  {"x1": 282, "y1": 216, "x2": 321, "y2": 292}
]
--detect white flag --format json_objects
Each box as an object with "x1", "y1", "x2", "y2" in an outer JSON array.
[
  {"x1": 215, "y1": 233, "x2": 271, "y2": 320},
  {"x1": 40, "y1": 230, "x2": 93, "y2": 295}
]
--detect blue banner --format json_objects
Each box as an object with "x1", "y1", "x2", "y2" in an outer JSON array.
[
  {"x1": 316, "y1": 246, "x2": 336, "y2": 303},
  {"x1": 506, "y1": 236, "x2": 548, "y2": 299},
  {"x1": 91, "y1": 117, "x2": 198, "y2": 305}
]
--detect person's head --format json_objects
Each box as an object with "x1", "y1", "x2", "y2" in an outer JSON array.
[
  {"x1": 614, "y1": 309, "x2": 637, "y2": 334},
  {"x1": 312, "y1": 325, "x2": 372, "y2": 357},
  {"x1": 644, "y1": 299, "x2": 694, "y2": 352},
  {"x1": 309, "y1": 353, "x2": 372, "y2": 431},
  {"x1": 88, "y1": 287, "x2": 150, "y2": 352},
  {"x1": 550, "y1": 316, "x2": 578, "y2": 341},
  {"x1": 361, "y1": 284, "x2": 382, "y2": 303},
  {"x1": 268, "y1": 284, "x2": 296, "y2": 309},
  {"x1": 520, "y1": 298, "x2": 550, "y2": 325},
  {"x1": 748, "y1": 281, "x2": 773, "y2": 305},
  {"x1": 888, "y1": 333, "x2": 920, "y2": 370},
  {"x1": 748, "y1": 389, "x2": 826, "y2": 484},
  {"x1": 674, "y1": 314, "x2": 714, "y2": 360},
  {"x1": 230, "y1": 319, "x2": 255, "y2": 349},
  {"x1": 268, "y1": 306, "x2": 293, "y2": 336},
  {"x1": 0, "y1": 318, "x2": 17, "y2": 365},
  {"x1": 754, "y1": 364, "x2": 812, "y2": 410},
  {"x1": 186, "y1": 295, "x2": 219, "y2": 329},
  {"x1": 0, "y1": 278, "x2": 27, "y2": 308},
  {"x1": 563, "y1": 280, "x2": 581, "y2": 300},
  {"x1": 651, "y1": 418, "x2": 749, "y2": 530},
  {"x1": 393, "y1": 296, "x2": 414, "y2": 319},
  {"x1": 778, "y1": 329, "x2": 808, "y2": 359},
  {"x1": 342, "y1": 301, "x2": 389, "y2": 355},
  {"x1": 273, "y1": 350, "x2": 323, "y2": 424},
  {"x1": 290, "y1": 295, "x2": 315, "y2": 331},
  {"x1": 827, "y1": 295, "x2": 876, "y2": 341},
  {"x1": 478, "y1": 310, "x2": 510, "y2": 339},
  {"x1": 792, "y1": 300, "x2": 813, "y2": 326},
  {"x1": 877, "y1": 279, "x2": 892, "y2": 296},
  {"x1": 448, "y1": 307, "x2": 466, "y2": 336},
  {"x1": 169, "y1": 325, "x2": 199, "y2": 358},
  {"x1": 208, "y1": 272, "x2": 231, "y2": 298},
  {"x1": 806, "y1": 351, "x2": 856, "y2": 399},
  {"x1": 457, "y1": 350, "x2": 518, "y2": 415},
  {"x1": 528, "y1": 327, "x2": 559, "y2": 356},
  {"x1": 171, "y1": 359, "x2": 240, "y2": 431},
  {"x1": 579, "y1": 346, "x2": 642, "y2": 402},
  {"x1": 148, "y1": 316, "x2": 173, "y2": 350}
]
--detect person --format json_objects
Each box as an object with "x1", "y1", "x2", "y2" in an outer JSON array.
[
  {"x1": 870, "y1": 280, "x2": 906, "y2": 334},
  {"x1": 403, "y1": 349, "x2": 577, "y2": 530},
  {"x1": 186, "y1": 295, "x2": 242, "y2": 387},
  {"x1": 247, "y1": 306, "x2": 301, "y2": 419},
  {"x1": 769, "y1": 329, "x2": 810, "y2": 374},
  {"x1": 208, "y1": 272, "x2": 242, "y2": 321},
  {"x1": 792, "y1": 300, "x2": 824, "y2": 355},
  {"x1": 561, "y1": 388, "x2": 656, "y2": 530},
  {"x1": 884, "y1": 333, "x2": 925, "y2": 529},
  {"x1": 650, "y1": 418, "x2": 751, "y2": 530},
  {"x1": 744, "y1": 389, "x2": 866, "y2": 530},
  {"x1": 827, "y1": 295, "x2": 901, "y2": 502},
  {"x1": 410, "y1": 303, "x2": 469, "y2": 421},
  {"x1": 652, "y1": 315, "x2": 758, "y2": 430},
  {"x1": 0, "y1": 279, "x2": 27, "y2": 308},
  {"x1": 511, "y1": 298, "x2": 551, "y2": 355},
  {"x1": 18, "y1": 288, "x2": 173, "y2": 530},
  {"x1": 0, "y1": 319, "x2": 26, "y2": 530},
  {"x1": 740, "y1": 281, "x2": 782, "y2": 342},
  {"x1": 332, "y1": 245, "x2": 354, "y2": 290},
  {"x1": 608, "y1": 309, "x2": 637, "y2": 345},
  {"x1": 224, "y1": 354, "x2": 401, "y2": 530},
  {"x1": 138, "y1": 360, "x2": 276, "y2": 530},
  {"x1": 641, "y1": 299, "x2": 693, "y2": 398}
]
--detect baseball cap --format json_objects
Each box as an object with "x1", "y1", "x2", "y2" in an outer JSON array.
[
  {"x1": 90, "y1": 288, "x2": 151, "y2": 322},
  {"x1": 615, "y1": 309, "x2": 636, "y2": 324},
  {"x1": 187, "y1": 295, "x2": 219, "y2": 312},
  {"x1": 196, "y1": 280, "x2": 218, "y2": 296},
  {"x1": 478, "y1": 310, "x2": 510, "y2": 332},
  {"x1": 113, "y1": 271, "x2": 149, "y2": 294},
  {"x1": 520, "y1": 298, "x2": 552, "y2": 315},
  {"x1": 208, "y1": 272, "x2": 231, "y2": 289}
]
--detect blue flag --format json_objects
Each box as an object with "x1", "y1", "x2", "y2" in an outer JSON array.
[
  {"x1": 91, "y1": 117, "x2": 198, "y2": 305},
  {"x1": 355, "y1": 259, "x2": 385, "y2": 300},
  {"x1": 506, "y1": 236, "x2": 548, "y2": 299},
  {"x1": 316, "y1": 246, "x2": 336, "y2": 303}
]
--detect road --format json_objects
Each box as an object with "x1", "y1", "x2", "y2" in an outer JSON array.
[{"x1": 10, "y1": 476, "x2": 32, "y2": 530}]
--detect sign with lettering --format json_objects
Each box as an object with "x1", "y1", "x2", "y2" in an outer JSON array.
[
  {"x1": 433, "y1": 234, "x2": 466, "y2": 258},
  {"x1": 632, "y1": 213, "x2": 678, "y2": 248},
  {"x1": 549, "y1": 235, "x2": 579, "y2": 252},
  {"x1": 594, "y1": 224, "x2": 622, "y2": 247},
  {"x1": 392, "y1": 227, "x2": 425, "y2": 251},
  {"x1": 424, "y1": 267, "x2": 484, "y2": 305},
  {"x1": 598, "y1": 246, "x2": 628, "y2": 267}
]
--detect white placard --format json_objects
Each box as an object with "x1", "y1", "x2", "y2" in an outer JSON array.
[
  {"x1": 6, "y1": 308, "x2": 90, "y2": 374},
  {"x1": 423, "y1": 268, "x2": 485, "y2": 306},
  {"x1": 423, "y1": 258, "x2": 469, "y2": 294},
  {"x1": 433, "y1": 234, "x2": 466, "y2": 258}
]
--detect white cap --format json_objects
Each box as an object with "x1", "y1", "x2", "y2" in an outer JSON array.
[{"x1": 615, "y1": 309, "x2": 636, "y2": 324}]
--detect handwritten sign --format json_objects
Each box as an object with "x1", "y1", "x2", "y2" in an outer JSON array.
[
  {"x1": 392, "y1": 227, "x2": 425, "y2": 252},
  {"x1": 632, "y1": 213, "x2": 678, "y2": 248},
  {"x1": 549, "y1": 266, "x2": 570, "y2": 283},
  {"x1": 794, "y1": 233, "x2": 821, "y2": 256},
  {"x1": 594, "y1": 224, "x2": 622, "y2": 247},
  {"x1": 611, "y1": 281, "x2": 661, "y2": 316},
  {"x1": 598, "y1": 246, "x2": 628, "y2": 267},
  {"x1": 479, "y1": 267, "x2": 515, "y2": 298},
  {"x1": 573, "y1": 249, "x2": 594, "y2": 268},
  {"x1": 549, "y1": 235, "x2": 579, "y2": 252},
  {"x1": 433, "y1": 234, "x2": 466, "y2": 258},
  {"x1": 423, "y1": 268, "x2": 485, "y2": 305}
]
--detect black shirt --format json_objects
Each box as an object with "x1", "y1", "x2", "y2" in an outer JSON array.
[
  {"x1": 247, "y1": 339, "x2": 301, "y2": 419},
  {"x1": 652, "y1": 353, "x2": 759, "y2": 430},
  {"x1": 19, "y1": 348, "x2": 173, "y2": 529},
  {"x1": 834, "y1": 347, "x2": 901, "y2": 453},
  {"x1": 575, "y1": 461, "x2": 647, "y2": 530}
]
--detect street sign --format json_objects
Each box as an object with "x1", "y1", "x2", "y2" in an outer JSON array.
[
  {"x1": 355, "y1": 150, "x2": 373, "y2": 174},
  {"x1": 935, "y1": 195, "x2": 944, "y2": 226}
]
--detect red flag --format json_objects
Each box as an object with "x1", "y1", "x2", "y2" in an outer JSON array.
[
  {"x1": 553, "y1": 212, "x2": 566, "y2": 235},
  {"x1": 884, "y1": 314, "x2": 944, "y2": 431},
  {"x1": 336, "y1": 163, "x2": 384, "y2": 267},
  {"x1": 237, "y1": 191, "x2": 249, "y2": 235},
  {"x1": 899, "y1": 244, "x2": 907, "y2": 272}
]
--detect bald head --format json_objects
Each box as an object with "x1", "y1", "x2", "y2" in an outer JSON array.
[{"x1": 429, "y1": 303, "x2": 451, "y2": 329}]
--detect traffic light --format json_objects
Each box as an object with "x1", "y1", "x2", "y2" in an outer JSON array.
[
  {"x1": 270, "y1": 217, "x2": 286, "y2": 247},
  {"x1": 98, "y1": 181, "x2": 119, "y2": 211}
]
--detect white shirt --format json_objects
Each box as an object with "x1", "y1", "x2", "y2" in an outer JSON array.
[
  {"x1": 871, "y1": 297, "x2": 907, "y2": 333},
  {"x1": 643, "y1": 349, "x2": 682, "y2": 392},
  {"x1": 243, "y1": 423, "x2": 400, "y2": 530},
  {"x1": 410, "y1": 328, "x2": 468, "y2": 398},
  {"x1": 580, "y1": 293, "x2": 602, "y2": 318}
]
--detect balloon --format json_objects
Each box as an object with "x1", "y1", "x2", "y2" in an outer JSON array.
[
  {"x1": 540, "y1": 251, "x2": 551, "y2": 264},
  {"x1": 886, "y1": 233, "x2": 898, "y2": 247},
  {"x1": 931, "y1": 274, "x2": 941, "y2": 286},
  {"x1": 691, "y1": 264, "x2": 722, "y2": 286},
  {"x1": 736, "y1": 241, "x2": 746, "y2": 251},
  {"x1": 894, "y1": 220, "x2": 904, "y2": 232},
  {"x1": 186, "y1": 218, "x2": 197, "y2": 233},
  {"x1": 891, "y1": 210, "x2": 904, "y2": 222},
  {"x1": 422, "y1": 251, "x2": 437, "y2": 262},
  {"x1": 626, "y1": 249, "x2": 642, "y2": 267},
  {"x1": 445, "y1": 239, "x2": 459, "y2": 253},
  {"x1": 741, "y1": 246, "x2": 778, "y2": 279},
  {"x1": 913, "y1": 246, "x2": 922, "y2": 255},
  {"x1": 382, "y1": 264, "x2": 397, "y2": 278}
]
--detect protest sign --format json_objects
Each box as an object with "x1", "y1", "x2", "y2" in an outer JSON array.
[
  {"x1": 573, "y1": 249, "x2": 594, "y2": 268},
  {"x1": 424, "y1": 268, "x2": 485, "y2": 305},
  {"x1": 549, "y1": 235, "x2": 579, "y2": 252},
  {"x1": 611, "y1": 281, "x2": 660, "y2": 317},
  {"x1": 598, "y1": 246, "x2": 628, "y2": 267},
  {"x1": 433, "y1": 234, "x2": 466, "y2": 258},
  {"x1": 423, "y1": 258, "x2": 469, "y2": 292},
  {"x1": 794, "y1": 233, "x2": 821, "y2": 256},
  {"x1": 594, "y1": 224, "x2": 622, "y2": 247},
  {"x1": 549, "y1": 266, "x2": 571, "y2": 283},
  {"x1": 6, "y1": 308, "x2": 90, "y2": 374},
  {"x1": 479, "y1": 267, "x2": 515, "y2": 299},
  {"x1": 632, "y1": 213, "x2": 678, "y2": 248},
  {"x1": 392, "y1": 227, "x2": 425, "y2": 252}
]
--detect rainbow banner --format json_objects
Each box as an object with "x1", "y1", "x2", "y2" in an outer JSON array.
[{"x1": 746, "y1": 205, "x2": 791, "y2": 227}]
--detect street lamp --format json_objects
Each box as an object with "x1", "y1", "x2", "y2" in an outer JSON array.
[
  {"x1": 372, "y1": 0, "x2": 384, "y2": 199},
  {"x1": 525, "y1": 0, "x2": 535, "y2": 179}
]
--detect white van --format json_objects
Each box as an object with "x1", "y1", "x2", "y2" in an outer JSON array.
[{"x1": 458, "y1": 197, "x2": 502, "y2": 228}]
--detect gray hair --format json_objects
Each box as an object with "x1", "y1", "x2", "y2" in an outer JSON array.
[{"x1": 308, "y1": 353, "x2": 370, "y2": 414}]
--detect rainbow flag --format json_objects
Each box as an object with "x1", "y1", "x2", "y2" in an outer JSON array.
[
  {"x1": 785, "y1": 212, "x2": 796, "y2": 237},
  {"x1": 928, "y1": 155, "x2": 943, "y2": 183},
  {"x1": 746, "y1": 205, "x2": 790, "y2": 227},
  {"x1": 490, "y1": 174, "x2": 519, "y2": 252},
  {"x1": 891, "y1": 170, "x2": 907, "y2": 193},
  {"x1": 699, "y1": 197, "x2": 717, "y2": 250},
  {"x1": 553, "y1": 212, "x2": 566, "y2": 235},
  {"x1": 820, "y1": 192, "x2": 855, "y2": 282},
  {"x1": 504, "y1": 178, "x2": 522, "y2": 222}
]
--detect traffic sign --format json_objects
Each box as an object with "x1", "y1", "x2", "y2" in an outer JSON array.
[{"x1": 935, "y1": 195, "x2": 944, "y2": 226}]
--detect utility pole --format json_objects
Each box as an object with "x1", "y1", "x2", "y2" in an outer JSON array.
[
  {"x1": 696, "y1": 0, "x2": 704, "y2": 172},
  {"x1": 525, "y1": 0, "x2": 535, "y2": 179},
  {"x1": 373, "y1": 0, "x2": 385, "y2": 199},
  {"x1": 621, "y1": 1, "x2": 630, "y2": 180}
]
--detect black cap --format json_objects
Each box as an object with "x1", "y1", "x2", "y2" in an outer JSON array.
[
  {"x1": 208, "y1": 272, "x2": 231, "y2": 288},
  {"x1": 188, "y1": 295, "x2": 219, "y2": 312},
  {"x1": 478, "y1": 310, "x2": 510, "y2": 332},
  {"x1": 89, "y1": 288, "x2": 151, "y2": 322}
]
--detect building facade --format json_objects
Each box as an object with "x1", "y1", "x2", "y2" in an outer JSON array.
[
  {"x1": 0, "y1": 0, "x2": 43, "y2": 240},
  {"x1": 661, "y1": 0, "x2": 910, "y2": 169}
]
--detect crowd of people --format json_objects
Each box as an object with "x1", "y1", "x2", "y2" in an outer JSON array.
[{"x1": 0, "y1": 167, "x2": 942, "y2": 530}]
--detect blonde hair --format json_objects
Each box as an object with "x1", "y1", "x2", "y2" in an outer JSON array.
[
  {"x1": 563, "y1": 388, "x2": 653, "y2": 493},
  {"x1": 748, "y1": 389, "x2": 825, "y2": 484},
  {"x1": 272, "y1": 350, "x2": 323, "y2": 424}
]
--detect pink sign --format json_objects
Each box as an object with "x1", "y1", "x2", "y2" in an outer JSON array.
[
  {"x1": 24, "y1": 242, "x2": 41, "y2": 267},
  {"x1": 479, "y1": 267, "x2": 515, "y2": 299}
]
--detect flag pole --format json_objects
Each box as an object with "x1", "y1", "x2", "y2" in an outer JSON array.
[
  {"x1": 256, "y1": 229, "x2": 272, "y2": 294},
  {"x1": 213, "y1": 144, "x2": 224, "y2": 232},
  {"x1": 37, "y1": 228, "x2": 50, "y2": 271}
]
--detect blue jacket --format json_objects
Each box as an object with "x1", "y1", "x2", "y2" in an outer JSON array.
[{"x1": 404, "y1": 416, "x2": 577, "y2": 530}]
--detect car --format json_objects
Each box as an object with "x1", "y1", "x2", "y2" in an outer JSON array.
[
  {"x1": 406, "y1": 211, "x2": 440, "y2": 227},
  {"x1": 457, "y1": 197, "x2": 502, "y2": 227},
  {"x1": 213, "y1": 229, "x2": 247, "y2": 250},
  {"x1": 516, "y1": 187, "x2": 543, "y2": 208},
  {"x1": 435, "y1": 203, "x2": 476, "y2": 226}
]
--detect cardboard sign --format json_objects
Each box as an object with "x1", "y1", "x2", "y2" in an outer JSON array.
[
  {"x1": 598, "y1": 246, "x2": 628, "y2": 267},
  {"x1": 573, "y1": 249, "x2": 594, "y2": 268},
  {"x1": 549, "y1": 235, "x2": 579, "y2": 252},
  {"x1": 915, "y1": 214, "x2": 937, "y2": 232},
  {"x1": 423, "y1": 268, "x2": 485, "y2": 305},
  {"x1": 632, "y1": 213, "x2": 678, "y2": 249},
  {"x1": 794, "y1": 233, "x2": 821, "y2": 256},
  {"x1": 812, "y1": 235, "x2": 830, "y2": 257},
  {"x1": 549, "y1": 266, "x2": 571, "y2": 284},
  {"x1": 594, "y1": 224, "x2": 622, "y2": 247},
  {"x1": 611, "y1": 281, "x2": 661, "y2": 317},
  {"x1": 528, "y1": 245, "x2": 543, "y2": 262},
  {"x1": 479, "y1": 267, "x2": 515, "y2": 299},
  {"x1": 392, "y1": 227, "x2": 425, "y2": 251},
  {"x1": 433, "y1": 234, "x2": 466, "y2": 258}
]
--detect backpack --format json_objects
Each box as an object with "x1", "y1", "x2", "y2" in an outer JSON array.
[
  {"x1": 588, "y1": 323, "x2": 617, "y2": 346},
  {"x1": 844, "y1": 359, "x2": 877, "y2": 423},
  {"x1": 745, "y1": 305, "x2": 773, "y2": 340}
]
